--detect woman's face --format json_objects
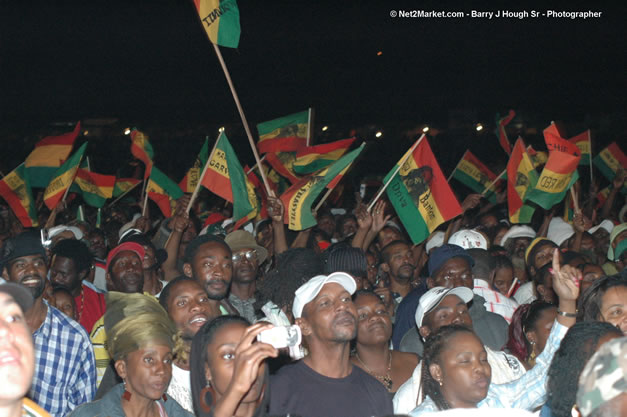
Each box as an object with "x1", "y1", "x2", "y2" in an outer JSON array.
[
  {"x1": 599, "y1": 286, "x2": 627, "y2": 335},
  {"x1": 354, "y1": 293, "x2": 392, "y2": 346},
  {"x1": 118, "y1": 344, "x2": 173, "y2": 401},
  {"x1": 526, "y1": 307, "x2": 557, "y2": 355},
  {"x1": 205, "y1": 322, "x2": 266, "y2": 403},
  {"x1": 433, "y1": 332, "x2": 491, "y2": 408},
  {"x1": 580, "y1": 264, "x2": 604, "y2": 294},
  {"x1": 493, "y1": 267, "x2": 514, "y2": 296}
]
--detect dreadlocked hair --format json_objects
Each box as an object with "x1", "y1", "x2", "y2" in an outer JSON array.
[
  {"x1": 506, "y1": 300, "x2": 555, "y2": 363},
  {"x1": 546, "y1": 321, "x2": 623, "y2": 417},
  {"x1": 421, "y1": 324, "x2": 475, "y2": 411}
]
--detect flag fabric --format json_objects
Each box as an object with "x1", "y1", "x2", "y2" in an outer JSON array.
[
  {"x1": 256, "y1": 110, "x2": 308, "y2": 154},
  {"x1": 593, "y1": 142, "x2": 626, "y2": 182},
  {"x1": 527, "y1": 145, "x2": 548, "y2": 168},
  {"x1": 265, "y1": 152, "x2": 301, "y2": 184},
  {"x1": 596, "y1": 186, "x2": 611, "y2": 208},
  {"x1": 180, "y1": 138, "x2": 209, "y2": 193},
  {"x1": 147, "y1": 166, "x2": 183, "y2": 218},
  {"x1": 194, "y1": 0, "x2": 240, "y2": 48},
  {"x1": 0, "y1": 163, "x2": 39, "y2": 227},
  {"x1": 292, "y1": 138, "x2": 356, "y2": 175},
  {"x1": 451, "y1": 150, "x2": 499, "y2": 202},
  {"x1": 507, "y1": 139, "x2": 538, "y2": 224},
  {"x1": 569, "y1": 130, "x2": 592, "y2": 165},
  {"x1": 384, "y1": 138, "x2": 462, "y2": 244},
  {"x1": 25, "y1": 122, "x2": 81, "y2": 187},
  {"x1": 281, "y1": 144, "x2": 365, "y2": 230},
  {"x1": 495, "y1": 110, "x2": 515, "y2": 155},
  {"x1": 113, "y1": 178, "x2": 141, "y2": 197},
  {"x1": 244, "y1": 167, "x2": 269, "y2": 219},
  {"x1": 525, "y1": 149, "x2": 580, "y2": 210},
  {"x1": 43, "y1": 143, "x2": 87, "y2": 210},
  {"x1": 130, "y1": 129, "x2": 154, "y2": 179},
  {"x1": 543, "y1": 123, "x2": 582, "y2": 157},
  {"x1": 199, "y1": 132, "x2": 258, "y2": 222},
  {"x1": 73, "y1": 167, "x2": 116, "y2": 208}
]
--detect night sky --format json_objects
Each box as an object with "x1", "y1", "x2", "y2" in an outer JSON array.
[{"x1": 1, "y1": 0, "x2": 625, "y2": 179}]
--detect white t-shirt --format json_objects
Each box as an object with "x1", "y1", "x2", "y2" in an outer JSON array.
[{"x1": 167, "y1": 363, "x2": 193, "y2": 413}]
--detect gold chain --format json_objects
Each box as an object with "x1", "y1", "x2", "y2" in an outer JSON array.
[{"x1": 355, "y1": 350, "x2": 394, "y2": 391}]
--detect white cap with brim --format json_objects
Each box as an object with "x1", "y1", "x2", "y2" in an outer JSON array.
[
  {"x1": 588, "y1": 219, "x2": 614, "y2": 236},
  {"x1": 500, "y1": 225, "x2": 536, "y2": 247},
  {"x1": 415, "y1": 286, "x2": 474, "y2": 329},
  {"x1": 547, "y1": 217, "x2": 575, "y2": 247},
  {"x1": 426, "y1": 231, "x2": 445, "y2": 254},
  {"x1": 292, "y1": 272, "x2": 357, "y2": 319},
  {"x1": 449, "y1": 229, "x2": 488, "y2": 250}
]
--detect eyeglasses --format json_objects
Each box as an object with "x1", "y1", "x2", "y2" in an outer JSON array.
[{"x1": 232, "y1": 250, "x2": 257, "y2": 263}]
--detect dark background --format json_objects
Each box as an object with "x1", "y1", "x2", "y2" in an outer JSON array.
[{"x1": 1, "y1": 0, "x2": 625, "y2": 183}]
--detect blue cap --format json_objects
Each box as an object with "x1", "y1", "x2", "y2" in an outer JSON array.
[{"x1": 428, "y1": 244, "x2": 475, "y2": 276}]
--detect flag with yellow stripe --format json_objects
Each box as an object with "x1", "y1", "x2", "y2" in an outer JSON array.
[
  {"x1": 256, "y1": 110, "x2": 308, "y2": 154},
  {"x1": 593, "y1": 142, "x2": 626, "y2": 183},
  {"x1": 73, "y1": 166, "x2": 116, "y2": 208},
  {"x1": 194, "y1": 0, "x2": 240, "y2": 48},
  {"x1": 292, "y1": 138, "x2": 356, "y2": 175},
  {"x1": 147, "y1": 166, "x2": 183, "y2": 218},
  {"x1": 507, "y1": 138, "x2": 538, "y2": 223},
  {"x1": 451, "y1": 150, "x2": 499, "y2": 203},
  {"x1": 0, "y1": 163, "x2": 39, "y2": 227},
  {"x1": 179, "y1": 138, "x2": 209, "y2": 193},
  {"x1": 525, "y1": 148, "x2": 580, "y2": 210},
  {"x1": 130, "y1": 129, "x2": 154, "y2": 179},
  {"x1": 44, "y1": 142, "x2": 87, "y2": 210}
]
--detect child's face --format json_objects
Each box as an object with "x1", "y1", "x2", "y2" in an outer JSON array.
[
  {"x1": 493, "y1": 267, "x2": 514, "y2": 296},
  {"x1": 54, "y1": 292, "x2": 76, "y2": 320}
]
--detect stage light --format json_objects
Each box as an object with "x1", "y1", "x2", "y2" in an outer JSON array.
[
  {"x1": 218, "y1": 126, "x2": 225, "y2": 132},
  {"x1": 375, "y1": 131, "x2": 383, "y2": 138},
  {"x1": 124, "y1": 128, "x2": 131, "y2": 135},
  {"x1": 422, "y1": 126, "x2": 429, "y2": 133},
  {"x1": 476, "y1": 123, "x2": 483, "y2": 131},
  {"x1": 322, "y1": 126, "x2": 329, "y2": 131},
  {"x1": 83, "y1": 130, "x2": 89, "y2": 136},
  {"x1": 377, "y1": 51, "x2": 383, "y2": 56}
]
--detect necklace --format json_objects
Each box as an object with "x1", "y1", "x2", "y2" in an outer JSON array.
[
  {"x1": 77, "y1": 287, "x2": 85, "y2": 322},
  {"x1": 355, "y1": 350, "x2": 393, "y2": 391}
]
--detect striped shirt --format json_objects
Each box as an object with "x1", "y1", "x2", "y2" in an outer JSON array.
[{"x1": 473, "y1": 279, "x2": 519, "y2": 323}]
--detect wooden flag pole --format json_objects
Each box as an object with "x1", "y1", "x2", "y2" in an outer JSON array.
[
  {"x1": 186, "y1": 137, "x2": 220, "y2": 214},
  {"x1": 570, "y1": 187, "x2": 580, "y2": 213},
  {"x1": 481, "y1": 169, "x2": 507, "y2": 196},
  {"x1": 106, "y1": 181, "x2": 142, "y2": 208},
  {"x1": 246, "y1": 154, "x2": 266, "y2": 175},
  {"x1": 142, "y1": 186, "x2": 150, "y2": 217},
  {"x1": 447, "y1": 151, "x2": 465, "y2": 182},
  {"x1": 212, "y1": 43, "x2": 272, "y2": 196},
  {"x1": 367, "y1": 134, "x2": 425, "y2": 212},
  {"x1": 307, "y1": 107, "x2": 314, "y2": 147},
  {"x1": 588, "y1": 130, "x2": 594, "y2": 186}
]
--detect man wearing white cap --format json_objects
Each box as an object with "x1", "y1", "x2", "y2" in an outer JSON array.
[
  {"x1": 269, "y1": 272, "x2": 393, "y2": 417},
  {"x1": 501, "y1": 225, "x2": 536, "y2": 285}
]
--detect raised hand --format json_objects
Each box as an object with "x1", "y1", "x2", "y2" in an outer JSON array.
[
  {"x1": 460, "y1": 193, "x2": 482, "y2": 212},
  {"x1": 267, "y1": 196, "x2": 285, "y2": 223},
  {"x1": 550, "y1": 248, "x2": 581, "y2": 303},
  {"x1": 371, "y1": 200, "x2": 391, "y2": 233},
  {"x1": 355, "y1": 202, "x2": 372, "y2": 231}
]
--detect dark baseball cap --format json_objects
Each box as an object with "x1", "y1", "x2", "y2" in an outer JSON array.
[
  {"x1": 0, "y1": 282, "x2": 34, "y2": 313},
  {"x1": 428, "y1": 244, "x2": 475, "y2": 277}
]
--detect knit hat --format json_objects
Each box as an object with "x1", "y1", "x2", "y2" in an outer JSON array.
[
  {"x1": 325, "y1": 246, "x2": 367, "y2": 277},
  {"x1": 608, "y1": 223, "x2": 627, "y2": 261},
  {"x1": 105, "y1": 242, "x2": 145, "y2": 271},
  {"x1": 524, "y1": 237, "x2": 555, "y2": 265}
]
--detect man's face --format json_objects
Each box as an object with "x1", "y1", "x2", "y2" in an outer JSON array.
[
  {"x1": 4, "y1": 255, "x2": 47, "y2": 300},
  {"x1": 419, "y1": 294, "x2": 472, "y2": 339},
  {"x1": 108, "y1": 251, "x2": 144, "y2": 293},
  {"x1": 512, "y1": 237, "x2": 532, "y2": 259},
  {"x1": 184, "y1": 242, "x2": 232, "y2": 300},
  {"x1": 256, "y1": 225, "x2": 273, "y2": 250},
  {"x1": 340, "y1": 218, "x2": 357, "y2": 238},
  {"x1": 87, "y1": 232, "x2": 107, "y2": 259},
  {"x1": 231, "y1": 248, "x2": 259, "y2": 285},
  {"x1": 479, "y1": 215, "x2": 498, "y2": 230},
  {"x1": 317, "y1": 215, "x2": 335, "y2": 238},
  {"x1": 531, "y1": 243, "x2": 558, "y2": 273},
  {"x1": 0, "y1": 293, "x2": 35, "y2": 403},
  {"x1": 299, "y1": 283, "x2": 357, "y2": 344},
  {"x1": 429, "y1": 257, "x2": 473, "y2": 290},
  {"x1": 50, "y1": 256, "x2": 82, "y2": 292},
  {"x1": 384, "y1": 242, "x2": 415, "y2": 283},
  {"x1": 166, "y1": 280, "x2": 210, "y2": 340},
  {"x1": 593, "y1": 228, "x2": 610, "y2": 258}
]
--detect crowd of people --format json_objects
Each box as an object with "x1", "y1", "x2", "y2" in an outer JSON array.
[{"x1": 0, "y1": 164, "x2": 626, "y2": 417}]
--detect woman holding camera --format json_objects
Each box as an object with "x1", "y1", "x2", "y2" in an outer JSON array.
[{"x1": 190, "y1": 316, "x2": 278, "y2": 417}]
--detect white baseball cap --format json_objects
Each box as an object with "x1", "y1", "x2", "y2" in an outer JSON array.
[
  {"x1": 449, "y1": 229, "x2": 487, "y2": 250},
  {"x1": 588, "y1": 219, "x2": 614, "y2": 235},
  {"x1": 426, "y1": 231, "x2": 445, "y2": 254},
  {"x1": 500, "y1": 225, "x2": 536, "y2": 247},
  {"x1": 415, "y1": 286, "x2": 474, "y2": 328},
  {"x1": 547, "y1": 217, "x2": 575, "y2": 247},
  {"x1": 292, "y1": 272, "x2": 357, "y2": 319}
]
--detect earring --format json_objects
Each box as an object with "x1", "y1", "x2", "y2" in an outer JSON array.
[
  {"x1": 199, "y1": 380, "x2": 215, "y2": 413},
  {"x1": 122, "y1": 379, "x2": 132, "y2": 401},
  {"x1": 529, "y1": 341, "x2": 537, "y2": 362},
  {"x1": 438, "y1": 380, "x2": 443, "y2": 387}
]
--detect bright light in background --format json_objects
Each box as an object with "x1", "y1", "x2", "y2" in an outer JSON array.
[
  {"x1": 375, "y1": 131, "x2": 383, "y2": 138},
  {"x1": 422, "y1": 126, "x2": 429, "y2": 133},
  {"x1": 476, "y1": 123, "x2": 483, "y2": 131},
  {"x1": 83, "y1": 130, "x2": 89, "y2": 136},
  {"x1": 218, "y1": 126, "x2": 225, "y2": 132},
  {"x1": 377, "y1": 51, "x2": 383, "y2": 56},
  {"x1": 124, "y1": 128, "x2": 131, "y2": 135},
  {"x1": 321, "y1": 126, "x2": 328, "y2": 132}
]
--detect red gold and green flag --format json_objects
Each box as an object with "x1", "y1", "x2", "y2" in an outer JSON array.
[
  {"x1": 384, "y1": 137, "x2": 462, "y2": 244},
  {"x1": 543, "y1": 123, "x2": 582, "y2": 158},
  {"x1": 199, "y1": 132, "x2": 258, "y2": 222},
  {"x1": 130, "y1": 129, "x2": 154, "y2": 179},
  {"x1": 180, "y1": 138, "x2": 209, "y2": 193},
  {"x1": 281, "y1": 143, "x2": 365, "y2": 230},
  {"x1": 147, "y1": 166, "x2": 183, "y2": 218},
  {"x1": 596, "y1": 186, "x2": 611, "y2": 209},
  {"x1": 593, "y1": 142, "x2": 626, "y2": 183},
  {"x1": 73, "y1": 166, "x2": 116, "y2": 208},
  {"x1": 25, "y1": 122, "x2": 81, "y2": 188},
  {"x1": 527, "y1": 145, "x2": 548, "y2": 168},
  {"x1": 569, "y1": 130, "x2": 591, "y2": 165},
  {"x1": 293, "y1": 138, "x2": 356, "y2": 175},
  {"x1": 507, "y1": 139, "x2": 538, "y2": 224},
  {"x1": 495, "y1": 110, "x2": 515, "y2": 155},
  {"x1": 451, "y1": 150, "x2": 499, "y2": 203},
  {"x1": 0, "y1": 163, "x2": 39, "y2": 227},
  {"x1": 256, "y1": 110, "x2": 308, "y2": 154},
  {"x1": 193, "y1": 0, "x2": 240, "y2": 49},
  {"x1": 265, "y1": 152, "x2": 301, "y2": 184},
  {"x1": 113, "y1": 178, "x2": 141, "y2": 197},
  {"x1": 43, "y1": 142, "x2": 87, "y2": 210},
  {"x1": 525, "y1": 149, "x2": 580, "y2": 210}
]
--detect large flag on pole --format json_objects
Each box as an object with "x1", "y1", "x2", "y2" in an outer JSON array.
[
  {"x1": 525, "y1": 149, "x2": 580, "y2": 210},
  {"x1": 0, "y1": 163, "x2": 39, "y2": 227},
  {"x1": 281, "y1": 143, "x2": 365, "y2": 230},
  {"x1": 593, "y1": 142, "x2": 626, "y2": 182},
  {"x1": 495, "y1": 110, "x2": 515, "y2": 155},
  {"x1": 25, "y1": 122, "x2": 81, "y2": 187},
  {"x1": 130, "y1": 129, "x2": 154, "y2": 179},
  {"x1": 199, "y1": 132, "x2": 258, "y2": 222},
  {"x1": 507, "y1": 138, "x2": 538, "y2": 223},
  {"x1": 147, "y1": 166, "x2": 184, "y2": 218},
  {"x1": 256, "y1": 110, "x2": 309, "y2": 154},
  {"x1": 385, "y1": 138, "x2": 462, "y2": 244},
  {"x1": 180, "y1": 138, "x2": 209, "y2": 193},
  {"x1": 451, "y1": 150, "x2": 500, "y2": 202},
  {"x1": 193, "y1": 0, "x2": 241, "y2": 48},
  {"x1": 292, "y1": 138, "x2": 356, "y2": 175},
  {"x1": 43, "y1": 142, "x2": 87, "y2": 210}
]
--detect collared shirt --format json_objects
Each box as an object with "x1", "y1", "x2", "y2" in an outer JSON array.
[
  {"x1": 228, "y1": 293, "x2": 257, "y2": 323},
  {"x1": 473, "y1": 279, "x2": 519, "y2": 323},
  {"x1": 409, "y1": 320, "x2": 568, "y2": 415},
  {"x1": 32, "y1": 303, "x2": 97, "y2": 417}
]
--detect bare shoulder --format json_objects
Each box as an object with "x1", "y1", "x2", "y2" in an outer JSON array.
[{"x1": 392, "y1": 350, "x2": 420, "y2": 367}]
